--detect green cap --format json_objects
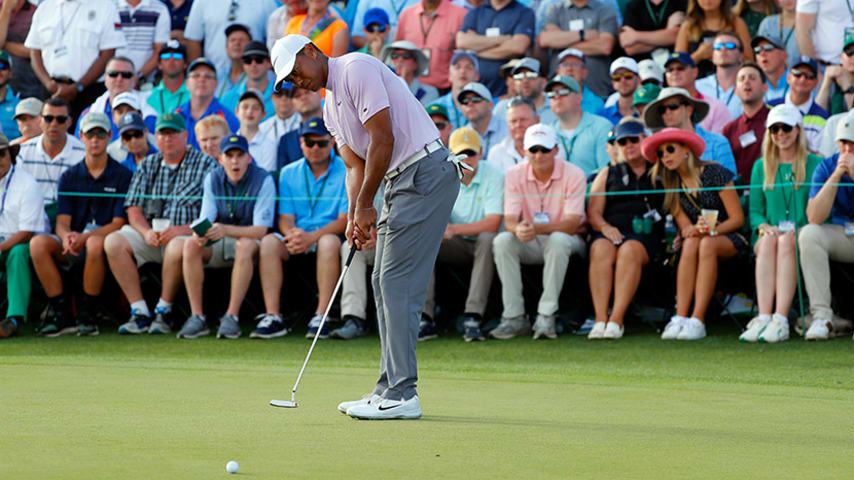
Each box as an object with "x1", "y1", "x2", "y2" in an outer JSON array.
[
  {"x1": 545, "y1": 75, "x2": 581, "y2": 94},
  {"x1": 426, "y1": 102, "x2": 449, "y2": 121},
  {"x1": 155, "y1": 112, "x2": 186, "y2": 132},
  {"x1": 845, "y1": 28, "x2": 854, "y2": 50},
  {"x1": 633, "y1": 83, "x2": 662, "y2": 106},
  {"x1": 0, "y1": 50, "x2": 9, "y2": 66}
]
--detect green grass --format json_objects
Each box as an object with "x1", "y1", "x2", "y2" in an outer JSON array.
[{"x1": 4, "y1": 325, "x2": 854, "y2": 479}]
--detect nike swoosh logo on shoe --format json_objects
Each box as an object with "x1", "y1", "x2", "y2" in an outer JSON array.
[{"x1": 377, "y1": 403, "x2": 401, "y2": 411}]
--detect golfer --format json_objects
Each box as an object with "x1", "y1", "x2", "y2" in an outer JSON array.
[{"x1": 272, "y1": 35, "x2": 464, "y2": 420}]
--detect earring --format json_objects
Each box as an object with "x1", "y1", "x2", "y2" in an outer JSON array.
[{"x1": 684, "y1": 154, "x2": 689, "y2": 159}]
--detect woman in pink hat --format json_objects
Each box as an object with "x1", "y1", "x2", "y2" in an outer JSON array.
[{"x1": 643, "y1": 128, "x2": 746, "y2": 340}]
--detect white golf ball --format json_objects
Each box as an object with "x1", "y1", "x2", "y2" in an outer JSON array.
[{"x1": 226, "y1": 461, "x2": 239, "y2": 474}]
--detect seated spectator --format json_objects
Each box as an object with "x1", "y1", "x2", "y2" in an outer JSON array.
[
  {"x1": 798, "y1": 118, "x2": 854, "y2": 341},
  {"x1": 427, "y1": 103, "x2": 454, "y2": 146},
  {"x1": 742, "y1": 105, "x2": 820, "y2": 343},
  {"x1": 598, "y1": 57, "x2": 640, "y2": 125},
  {"x1": 235, "y1": 90, "x2": 276, "y2": 172},
  {"x1": 195, "y1": 115, "x2": 231, "y2": 160},
  {"x1": 422, "y1": 126, "x2": 503, "y2": 342},
  {"x1": 545, "y1": 75, "x2": 611, "y2": 176},
  {"x1": 0, "y1": 133, "x2": 47, "y2": 338},
  {"x1": 632, "y1": 83, "x2": 660, "y2": 117},
  {"x1": 350, "y1": 0, "x2": 420, "y2": 51},
  {"x1": 260, "y1": 83, "x2": 301, "y2": 144},
  {"x1": 276, "y1": 87, "x2": 323, "y2": 169},
  {"x1": 757, "y1": 0, "x2": 798, "y2": 68},
  {"x1": 381, "y1": 41, "x2": 439, "y2": 106},
  {"x1": 458, "y1": 82, "x2": 509, "y2": 158},
  {"x1": 116, "y1": 0, "x2": 171, "y2": 80},
  {"x1": 620, "y1": 0, "x2": 687, "y2": 60},
  {"x1": 491, "y1": 123, "x2": 587, "y2": 340},
  {"x1": 30, "y1": 112, "x2": 132, "y2": 337},
  {"x1": 751, "y1": 34, "x2": 789, "y2": 103},
  {"x1": 553, "y1": 48, "x2": 605, "y2": 114},
  {"x1": 0, "y1": 51, "x2": 20, "y2": 138},
  {"x1": 355, "y1": 8, "x2": 391, "y2": 59},
  {"x1": 638, "y1": 59, "x2": 664, "y2": 86},
  {"x1": 497, "y1": 59, "x2": 520, "y2": 102},
  {"x1": 285, "y1": 0, "x2": 349, "y2": 57},
  {"x1": 434, "y1": 51, "x2": 480, "y2": 131},
  {"x1": 221, "y1": 41, "x2": 276, "y2": 120},
  {"x1": 173, "y1": 135, "x2": 275, "y2": 339},
  {"x1": 268, "y1": 0, "x2": 308, "y2": 50},
  {"x1": 109, "y1": 92, "x2": 151, "y2": 138},
  {"x1": 104, "y1": 112, "x2": 217, "y2": 335},
  {"x1": 110, "y1": 112, "x2": 158, "y2": 173},
  {"x1": 695, "y1": 31, "x2": 745, "y2": 119},
  {"x1": 538, "y1": 0, "x2": 618, "y2": 99},
  {"x1": 488, "y1": 97, "x2": 539, "y2": 173},
  {"x1": 587, "y1": 119, "x2": 663, "y2": 340},
  {"x1": 604, "y1": 126, "x2": 619, "y2": 164},
  {"x1": 734, "y1": 0, "x2": 775, "y2": 38},
  {"x1": 253, "y1": 117, "x2": 347, "y2": 339},
  {"x1": 396, "y1": 0, "x2": 467, "y2": 91},
  {"x1": 674, "y1": 0, "x2": 751, "y2": 78},
  {"x1": 176, "y1": 58, "x2": 240, "y2": 150},
  {"x1": 456, "y1": 0, "x2": 534, "y2": 96},
  {"x1": 642, "y1": 86, "x2": 737, "y2": 174},
  {"x1": 722, "y1": 62, "x2": 769, "y2": 185},
  {"x1": 10, "y1": 98, "x2": 43, "y2": 146},
  {"x1": 215, "y1": 24, "x2": 252, "y2": 99},
  {"x1": 768, "y1": 57, "x2": 827, "y2": 154},
  {"x1": 794, "y1": 0, "x2": 854, "y2": 69},
  {"x1": 643, "y1": 127, "x2": 745, "y2": 340},
  {"x1": 817, "y1": 31, "x2": 854, "y2": 116},
  {"x1": 663, "y1": 52, "x2": 731, "y2": 134},
  {"x1": 146, "y1": 40, "x2": 190, "y2": 116},
  {"x1": 163, "y1": 0, "x2": 195, "y2": 48},
  {"x1": 0, "y1": 0, "x2": 41, "y2": 99},
  {"x1": 493, "y1": 58, "x2": 556, "y2": 125}
]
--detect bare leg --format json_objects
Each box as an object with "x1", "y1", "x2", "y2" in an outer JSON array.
[
  {"x1": 104, "y1": 232, "x2": 145, "y2": 303},
  {"x1": 227, "y1": 238, "x2": 259, "y2": 317},
  {"x1": 314, "y1": 234, "x2": 342, "y2": 314},
  {"x1": 83, "y1": 236, "x2": 108, "y2": 296},
  {"x1": 691, "y1": 236, "x2": 738, "y2": 322},
  {"x1": 182, "y1": 238, "x2": 212, "y2": 316},
  {"x1": 676, "y1": 236, "x2": 700, "y2": 318},
  {"x1": 774, "y1": 232, "x2": 797, "y2": 316},
  {"x1": 754, "y1": 234, "x2": 777, "y2": 316},
  {"x1": 609, "y1": 240, "x2": 649, "y2": 326},
  {"x1": 259, "y1": 234, "x2": 288, "y2": 314},
  {"x1": 29, "y1": 234, "x2": 65, "y2": 298},
  {"x1": 161, "y1": 237, "x2": 187, "y2": 303},
  {"x1": 588, "y1": 239, "x2": 616, "y2": 325}
]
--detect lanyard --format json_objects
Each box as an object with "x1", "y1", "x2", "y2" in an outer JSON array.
[
  {"x1": 217, "y1": 73, "x2": 245, "y2": 98},
  {"x1": 778, "y1": 165, "x2": 795, "y2": 219},
  {"x1": 390, "y1": 0, "x2": 407, "y2": 16},
  {"x1": 60, "y1": 2, "x2": 82, "y2": 40},
  {"x1": 224, "y1": 175, "x2": 249, "y2": 220},
  {"x1": 153, "y1": 160, "x2": 180, "y2": 217},
  {"x1": 644, "y1": 0, "x2": 670, "y2": 28},
  {"x1": 303, "y1": 163, "x2": 329, "y2": 216},
  {"x1": 419, "y1": 11, "x2": 438, "y2": 44},
  {"x1": 846, "y1": 0, "x2": 854, "y2": 22},
  {"x1": 532, "y1": 174, "x2": 547, "y2": 213},
  {"x1": 715, "y1": 76, "x2": 736, "y2": 109},
  {"x1": 159, "y1": 88, "x2": 187, "y2": 115},
  {"x1": 778, "y1": 17, "x2": 795, "y2": 50},
  {"x1": 0, "y1": 166, "x2": 15, "y2": 217},
  {"x1": 302, "y1": 11, "x2": 331, "y2": 39}
]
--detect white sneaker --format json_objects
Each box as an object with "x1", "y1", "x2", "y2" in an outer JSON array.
[
  {"x1": 532, "y1": 314, "x2": 557, "y2": 339},
  {"x1": 587, "y1": 321, "x2": 606, "y2": 339},
  {"x1": 759, "y1": 315, "x2": 789, "y2": 343},
  {"x1": 337, "y1": 393, "x2": 381, "y2": 414},
  {"x1": 661, "y1": 316, "x2": 684, "y2": 340},
  {"x1": 739, "y1": 316, "x2": 770, "y2": 343},
  {"x1": 602, "y1": 322, "x2": 624, "y2": 339},
  {"x1": 805, "y1": 317, "x2": 831, "y2": 341},
  {"x1": 347, "y1": 395, "x2": 422, "y2": 420},
  {"x1": 676, "y1": 317, "x2": 706, "y2": 340}
]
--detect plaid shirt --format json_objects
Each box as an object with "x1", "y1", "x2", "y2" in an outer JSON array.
[{"x1": 124, "y1": 147, "x2": 216, "y2": 226}]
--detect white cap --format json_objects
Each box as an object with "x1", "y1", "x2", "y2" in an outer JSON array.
[
  {"x1": 557, "y1": 48, "x2": 584, "y2": 63},
  {"x1": 766, "y1": 104, "x2": 803, "y2": 129},
  {"x1": 638, "y1": 59, "x2": 664, "y2": 83},
  {"x1": 271, "y1": 35, "x2": 312, "y2": 91},
  {"x1": 523, "y1": 123, "x2": 558, "y2": 151},
  {"x1": 610, "y1": 56, "x2": 638, "y2": 75},
  {"x1": 113, "y1": 91, "x2": 140, "y2": 111},
  {"x1": 837, "y1": 115, "x2": 854, "y2": 143},
  {"x1": 457, "y1": 82, "x2": 493, "y2": 103}
]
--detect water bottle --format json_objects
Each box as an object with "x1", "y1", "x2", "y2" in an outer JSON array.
[{"x1": 664, "y1": 214, "x2": 676, "y2": 251}]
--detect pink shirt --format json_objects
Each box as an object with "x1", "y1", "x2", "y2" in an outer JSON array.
[
  {"x1": 697, "y1": 93, "x2": 732, "y2": 135},
  {"x1": 395, "y1": 1, "x2": 467, "y2": 90},
  {"x1": 323, "y1": 53, "x2": 440, "y2": 172},
  {"x1": 504, "y1": 160, "x2": 587, "y2": 226}
]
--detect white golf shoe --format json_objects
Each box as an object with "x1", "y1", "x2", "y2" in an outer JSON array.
[
  {"x1": 758, "y1": 314, "x2": 789, "y2": 343},
  {"x1": 587, "y1": 321, "x2": 606, "y2": 339},
  {"x1": 676, "y1": 317, "x2": 706, "y2": 340},
  {"x1": 602, "y1": 322, "x2": 624, "y2": 339},
  {"x1": 739, "y1": 316, "x2": 770, "y2": 343},
  {"x1": 660, "y1": 315, "x2": 684, "y2": 340},
  {"x1": 337, "y1": 393, "x2": 382, "y2": 414},
  {"x1": 347, "y1": 395, "x2": 422, "y2": 420},
  {"x1": 805, "y1": 317, "x2": 832, "y2": 341}
]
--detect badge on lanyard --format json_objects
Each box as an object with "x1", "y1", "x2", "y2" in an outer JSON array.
[
  {"x1": 778, "y1": 220, "x2": 795, "y2": 233},
  {"x1": 845, "y1": 221, "x2": 854, "y2": 236},
  {"x1": 486, "y1": 27, "x2": 501, "y2": 37},
  {"x1": 739, "y1": 130, "x2": 757, "y2": 148},
  {"x1": 533, "y1": 212, "x2": 550, "y2": 224},
  {"x1": 569, "y1": 19, "x2": 584, "y2": 31}
]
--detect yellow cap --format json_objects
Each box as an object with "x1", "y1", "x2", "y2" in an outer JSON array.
[{"x1": 448, "y1": 126, "x2": 481, "y2": 155}]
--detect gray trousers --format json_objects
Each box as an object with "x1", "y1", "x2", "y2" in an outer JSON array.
[
  {"x1": 424, "y1": 232, "x2": 496, "y2": 318},
  {"x1": 371, "y1": 147, "x2": 459, "y2": 401}
]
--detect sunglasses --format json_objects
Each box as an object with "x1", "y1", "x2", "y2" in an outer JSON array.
[
  {"x1": 228, "y1": 0, "x2": 238, "y2": 21},
  {"x1": 512, "y1": 71, "x2": 538, "y2": 80},
  {"x1": 365, "y1": 23, "x2": 387, "y2": 33},
  {"x1": 769, "y1": 123, "x2": 794, "y2": 134},
  {"x1": 666, "y1": 64, "x2": 687, "y2": 73},
  {"x1": 122, "y1": 130, "x2": 144, "y2": 141},
  {"x1": 304, "y1": 139, "x2": 330, "y2": 148},
  {"x1": 160, "y1": 52, "x2": 185, "y2": 60},
  {"x1": 528, "y1": 146, "x2": 551, "y2": 154},
  {"x1": 846, "y1": 47, "x2": 854, "y2": 57},
  {"x1": 242, "y1": 55, "x2": 267, "y2": 65},
  {"x1": 713, "y1": 41, "x2": 738, "y2": 51},
  {"x1": 459, "y1": 96, "x2": 485, "y2": 105},
  {"x1": 458, "y1": 149, "x2": 477, "y2": 158},
  {"x1": 753, "y1": 44, "x2": 776, "y2": 55},
  {"x1": 791, "y1": 70, "x2": 816, "y2": 80},
  {"x1": 611, "y1": 71, "x2": 636, "y2": 82},
  {"x1": 0, "y1": 63, "x2": 8, "y2": 70},
  {"x1": 390, "y1": 52, "x2": 415, "y2": 61},
  {"x1": 657, "y1": 102, "x2": 685, "y2": 115},
  {"x1": 656, "y1": 144, "x2": 677, "y2": 159},
  {"x1": 106, "y1": 71, "x2": 134, "y2": 79},
  {"x1": 433, "y1": 121, "x2": 448, "y2": 130},
  {"x1": 617, "y1": 136, "x2": 640, "y2": 146},
  {"x1": 83, "y1": 130, "x2": 109, "y2": 139},
  {"x1": 545, "y1": 88, "x2": 572, "y2": 98},
  {"x1": 42, "y1": 115, "x2": 69, "y2": 123}
]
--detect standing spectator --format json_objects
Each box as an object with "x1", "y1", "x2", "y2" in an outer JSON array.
[
  {"x1": 29, "y1": 112, "x2": 132, "y2": 337},
  {"x1": 721, "y1": 62, "x2": 769, "y2": 185},
  {"x1": 663, "y1": 52, "x2": 731, "y2": 134},
  {"x1": 458, "y1": 82, "x2": 509, "y2": 159},
  {"x1": 25, "y1": 0, "x2": 126, "y2": 121},
  {"x1": 0, "y1": 51, "x2": 20, "y2": 138},
  {"x1": 434, "y1": 51, "x2": 480, "y2": 131},
  {"x1": 116, "y1": 0, "x2": 171, "y2": 80},
  {"x1": 619, "y1": 0, "x2": 687, "y2": 60},
  {"x1": 674, "y1": 0, "x2": 752, "y2": 79},
  {"x1": 285, "y1": 0, "x2": 349, "y2": 58},
  {"x1": 111, "y1": 112, "x2": 157, "y2": 173},
  {"x1": 817, "y1": 32, "x2": 854, "y2": 116},
  {"x1": 553, "y1": 48, "x2": 605, "y2": 114},
  {"x1": 757, "y1": 0, "x2": 799, "y2": 68},
  {"x1": 0, "y1": 133, "x2": 47, "y2": 338},
  {"x1": 381, "y1": 41, "x2": 439, "y2": 106},
  {"x1": 194, "y1": 114, "x2": 230, "y2": 160},
  {"x1": 539, "y1": 0, "x2": 619, "y2": 98},
  {"x1": 795, "y1": 0, "x2": 854, "y2": 67},
  {"x1": 768, "y1": 57, "x2": 827, "y2": 154},
  {"x1": 396, "y1": 0, "x2": 467, "y2": 91},
  {"x1": 493, "y1": 58, "x2": 556, "y2": 125},
  {"x1": 104, "y1": 112, "x2": 217, "y2": 335},
  {"x1": 10, "y1": 97, "x2": 42, "y2": 146},
  {"x1": 0, "y1": 0, "x2": 41, "y2": 99},
  {"x1": 176, "y1": 58, "x2": 240, "y2": 150},
  {"x1": 221, "y1": 41, "x2": 276, "y2": 119},
  {"x1": 356, "y1": 8, "x2": 391, "y2": 58},
  {"x1": 146, "y1": 40, "x2": 190, "y2": 116},
  {"x1": 488, "y1": 97, "x2": 539, "y2": 173},
  {"x1": 215, "y1": 24, "x2": 252, "y2": 99},
  {"x1": 733, "y1": 0, "x2": 776, "y2": 39},
  {"x1": 694, "y1": 31, "x2": 745, "y2": 119},
  {"x1": 275, "y1": 87, "x2": 323, "y2": 169},
  {"x1": 751, "y1": 34, "x2": 789, "y2": 103},
  {"x1": 267, "y1": 0, "x2": 308, "y2": 50},
  {"x1": 597, "y1": 57, "x2": 640, "y2": 125},
  {"x1": 491, "y1": 123, "x2": 587, "y2": 340},
  {"x1": 351, "y1": 0, "x2": 420, "y2": 51},
  {"x1": 183, "y1": 0, "x2": 277, "y2": 76},
  {"x1": 259, "y1": 83, "x2": 301, "y2": 144},
  {"x1": 456, "y1": 0, "x2": 535, "y2": 96},
  {"x1": 161, "y1": 0, "x2": 194, "y2": 47},
  {"x1": 545, "y1": 75, "x2": 611, "y2": 176},
  {"x1": 234, "y1": 90, "x2": 276, "y2": 172}
]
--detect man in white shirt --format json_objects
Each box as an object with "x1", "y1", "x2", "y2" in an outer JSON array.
[
  {"x1": 487, "y1": 96, "x2": 539, "y2": 173},
  {"x1": 795, "y1": 0, "x2": 854, "y2": 66},
  {"x1": 116, "y1": 0, "x2": 171, "y2": 80}
]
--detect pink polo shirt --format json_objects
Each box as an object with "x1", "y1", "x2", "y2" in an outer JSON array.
[
  {"x1": 323, "y1": 53, "x2": 440, "y2": 173},
  {"x1": 504, "y1": 160, "x2": 587, "y2": 226},
  {"x1": 395, "y1": 0, "x2": 467, "y2": 90}
]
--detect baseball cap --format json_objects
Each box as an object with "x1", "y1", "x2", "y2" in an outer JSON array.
[
  {"x1": 638, "y1": 59, "x2": 663, "y2": 84},
  {"x1": 457, "y1": 82, "x2": 492, "y2": 103},
  {"x1": 14, "y1": 97, "x2": 43, "y2": 119},
  {"x1": 220, "y1": 134, "x2": 249, "y2": 155},
  {"x1": 664, "y1": 51, "x2": 695, "y2": 68},
  {"x1": 557, "y1": 48, "x2": 584, "y2": 63},
  {"x1": 225, "y1": 23, "x2": 251, "y2": 38},
  {"x1": 837, "y1": 114, "x2": 854, "y2": 143},
  {"x1": 614, "y1": 118, "x2": 646, "y2": 140},
  {"x1": 511, "y1": 57, "x2": 541, "y2": 76},
  {"x1": 766, "y1": 104, "x2": 803, "y2": 129},
  {"x1": 155, "y1": 112, "x2": 186, "y2": 132},
  {"x1": 606, "y1": 127, "x2": 618, "y2": 144},
  {"x1": 0, "y1": 133, "x2": 19, "y2": 160},
  {"x1": 448, "y1": 126, "x2": 482, "y2": 155},
  {"x1": 523, "y1": 123, "x2": 558, "y2": 151},
  {"x1": 242, "y1": 41, "x2": 269, "y2": 59},
  {"x1": 633, "y1": 83, "x2": 661, "y2": 106},
  {"x1": 545, "y1": 75, "x2": 581, "y2": 93},
  {"x1": 0, "y1": 50, "x2": 9, "y2": 67},
  {"x1": 363, "y1": 7, "x2": 390, "y2": 28},
  {"x1": 239, "y1": 89, "x2": 266, "y2": 107},
  {"x1": 299, "y1": 117, "x2": 329, "y2": 136},
  {"x1": 450, "y1": 50, "x2": 479, "y2": 71},
  {"x1": 188, "y1": 57, "x2": 217, "y2": 74},
  {"x1": 610, "y1": 56, "x2": 638, "y2": 75},
  {"x1": 751, "y1": 34, "x2": 784, "y2": 50},
  {"x1": 846, "y1": 30, "x2": 854, "y2": 50},
  {"x1": 79, "y1": 112, "x2": 111, "y2": 133},
  {"x1": 426, "y1": 102, "x2": 449, "y2": 121},
  {"x1": 792, "y1": 56, "x2": 818, "y2": 74},
  {"x1": 118, "y1": 112, "x2": 146, "y2": 136},
  {"x1": 272, "y1": 35, "x2": 312, "y2": 92},
  {"x1": 161, "y1": 39, "x2": 187, "y2": 56},
  {"x1": 113, "y1": 91, "x2": 141, "y2": 111}
]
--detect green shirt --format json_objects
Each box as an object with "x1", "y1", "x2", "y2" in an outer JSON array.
[
  {"x1": 450, "y1": 161, "x2": 504, "y2": 227},
  {"x1": 748, "y1": 153, "x2": 822, "y2": 245},
  {"x1": 146, "y1": 82, "x2": 190, "y2": 116}
]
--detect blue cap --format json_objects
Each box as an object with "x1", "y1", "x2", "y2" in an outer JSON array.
[
  {"x1": 188, "y1": 57, "x2": 216, "y2": 74},
  {"x1": 363, "y1": 8, "x2": 390, "y2": 28},
  {"x1": 664, "y1": 51, "x2": 695, "y2": 68},
  {"x1": 274, "y1": 82, "x2": 293, "y2": 95},
  {"x1": 220, "y1": 135, "x2": 249, "y2": 155},
  {"x1": 451, "y1": 50, "x2": 479, "y2": 71},
  {"x1": 299, "y1": 117, "x2": 329, "y2": 136},
  {"x1": 792, "y1": 56, "x2": 818, "y2": 74},
  {"x1": 614, "y1": 119, "x2": 646, "y2": 140},
  {"x1": 118, "y1": 112, "x2": 146, "y2": 136}
]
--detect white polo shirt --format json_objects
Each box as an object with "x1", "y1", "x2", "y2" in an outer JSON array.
[
  {"x1": 796, "y1": 0, "x2": 854, "y2": 65},
  {"x1": 247, "y1": 130, "x2": 277, "y2": 173},
  {"x1": 0, "y1": 166, "x2": 49, "y2": 237},
  {"x1": 17, "y1": 134, "x2": 86, "y2": 204},
  {"x1": 259, "y1": 113, "x2": 301, "y2": 144},
  {"x1": 116, "y1": 0, "x2": 171, "y2": 75},
  {"x1": 486, "y1": 136, "x2": 525, "y2": 174},
  {"x1": 24, "y1": 0, "x2": 126, "y2": 81}
]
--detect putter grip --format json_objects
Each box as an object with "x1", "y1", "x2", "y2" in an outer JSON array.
[{"x1": 345, "y1": 244, "x2": 357, "y2": 267}]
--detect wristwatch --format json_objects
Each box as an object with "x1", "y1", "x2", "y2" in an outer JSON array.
[
  {"x1": 76, "y1": 82, "x2": 84, "y2": 93},
  {"x1": 579, "y1": 29, "x2": 585, "y2": 41}
]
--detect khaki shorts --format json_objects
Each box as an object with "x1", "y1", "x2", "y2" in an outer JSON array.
[
  {"x1": 198, "y1": 236, "x2": 262, "y2": 269},
  {"x1": 117, "y1": 224, "x2": 186, "y2": 266}
]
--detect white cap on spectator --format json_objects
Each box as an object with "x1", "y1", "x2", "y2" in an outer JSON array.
[
  {"x1": 638, "y1": 59, "x2": 664, "y2": 83},
  {"x1": 14, "y1": 97, "x2": 43, "y2": 119},
  {"x1": 766, "y1": 104, "x2": 803, "y2": 128},
  {"x1": 457, "y1": 82, "x2": 493, "y2": 104},
  {"x1": 610, "y1": 57, "x2": 638, "y2": 75},
  {"x1": 557, "y1": 48, "x2": 585, "y2": 63},
  {"x1": 523, "y1": 123, "x2": 558, "y2": 151},
  {"x1": 113, "y1": 92, "x2": 140, "y2": 111},
  {"x1": 836, "y1": 115, "x2": 854, "y2": 143}
]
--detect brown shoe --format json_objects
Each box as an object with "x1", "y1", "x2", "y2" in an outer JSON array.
[{"x1": 0, "y1": 318, "x2": 18, "y2": 338}]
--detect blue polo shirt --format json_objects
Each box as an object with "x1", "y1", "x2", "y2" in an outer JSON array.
[
  {"x1": 278, "y1": 155, "x2": 348, "y2": 232},
  {"x1": 810, "y1": 153, "x2": 854, "y2": 226},
  {"x1": 219, "y1": 79, "x2": 276, "y2": 122},
  {"x1": 581, "y1": 88, "x2": 605, "y2": 114},
  {"x1": 0, "y1": 87, "x2": 19, "y2": 138},
  {"x1": 696, "y1": 126, "x2": 737, "y2": 176},
  {"x1": 596, "y1": 104, "x2": 623, "y2": 125},
  {"x1": 176, "y1": 98, "x2": 241, "y2": 149},
  {"x1": 56, "y1": 157, "x2": 133, "y2": 232},
  {"x1": 276, "y1": 130, "x2": 302, "y2": 171}
]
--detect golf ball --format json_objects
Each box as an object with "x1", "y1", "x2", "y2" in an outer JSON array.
[{"x1": 226, "y1": 461, "x2": 239, "y2": 474}]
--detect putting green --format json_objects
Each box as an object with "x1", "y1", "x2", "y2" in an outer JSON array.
[{"x1": 3, "y1": 330, "x2": 854, "y2": 479}]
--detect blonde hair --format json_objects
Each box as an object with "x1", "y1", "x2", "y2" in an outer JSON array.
[
  {"x1": 733, "y1": 0, "x2": 777, "y2": 17},
  {"x1": 761, "y1": 124, "x2": 809, "y2": 190},
  {"x1": 194, "y1": 115, "x2": 230, "y2": 138},
  {"x1": 684, "y1": 0, "x2": 737, "y2": 43},
  {"x1": 650, "y1": 143, "x2": 708, "y2": 214}
]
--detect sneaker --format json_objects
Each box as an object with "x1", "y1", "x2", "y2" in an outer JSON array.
[
  {"x1": 148, "y1": 308, "x2": 172, "y2": 334},
  {"x1": 250, "y1": 313, "x2": 290, "y2": 339},
  {"x1": 118, "y1": 311, "x2": 152, "y2": 334},
  {"x1": 418, "y1": 315, "x2": 438, "y2": 342},
  {"x1": 330, "y1": 315, "x2": 367, "y2": 340},
  {"x1": 805, "y1": 317, "x2": 832, "y2": 341},
  {"x1": 76, "y1": 323, "x2": 100, "y2": 336},
  {"x1": 759, "y1": 314, "x2": 789, "y2": 343},
  {"x1": 739, "y1": 316, "x2": 770, "y2": 343},
  {"x1": 176, "y1": 314, "x2": 210, "y2": 339},
  {"x1": 216, "y1": 313, "x2": 241, "y2": 339},
  {"x1": 660, "y1": 316, "x2": 684, "y2": 340},
  {"x1": 603, "y1": 322, "x2": 624, "y2": 339},
  {"x1": 462, "y1": 318, "x2": 484, "y2": 342},
  {"x1": 532, "y1": 314, "x2": 557, "y2": 340},
  {"x1": 490, "y1": 315, "x2": 531, "y2": 339},
  {"x1": 337, "y1": 393, "x2": 382, "y2": 414},
  {"x1": 306, "y1": 314, "x2": 330, "y2": 339},
  {"x1": 676, "y1": 317, "x2": 706, "y2": 340},
  {"x1": 347, "y1": 395, "x2": 422, "y2": 420},
  {"x1": 0, "y1": 318, "x2": 18, "y2": 338},
  {"x1": 38, "y1": 305, "x2": 77, "y2": 338},
  {"x1": 574, "y1": 318, "x2": 596, "y2": 336},
  {"x1": 587, "y1": 321, "x2": 606, "y2": 339}
]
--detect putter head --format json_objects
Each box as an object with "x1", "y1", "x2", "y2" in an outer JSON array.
[{"x1": 270, "y1": 399, "x2": 298, "y2": 408}]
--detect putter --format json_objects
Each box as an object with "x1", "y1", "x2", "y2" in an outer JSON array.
[{"x1": 271, "y1": 244, "x2": 358, "y2": 408}]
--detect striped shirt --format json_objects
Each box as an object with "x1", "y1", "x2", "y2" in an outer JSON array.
[
  {"x1": 116, "y1": 0, "x2": 171, "y2": 75},
  {"x1": 17, "y1": 134, "x2": 86, "y2": 204}
]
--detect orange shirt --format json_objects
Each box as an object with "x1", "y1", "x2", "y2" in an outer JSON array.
[{"x1": 286, "y1": 12, "x2": 348, "y2": 57}]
